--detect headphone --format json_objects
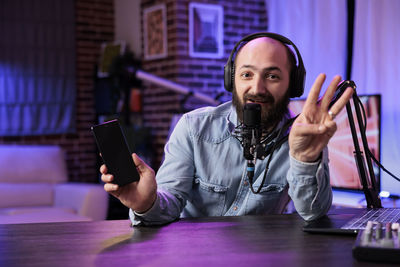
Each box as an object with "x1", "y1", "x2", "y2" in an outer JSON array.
[{"x1": 224, "y1": 32, "x2": 306, "y2": 98}]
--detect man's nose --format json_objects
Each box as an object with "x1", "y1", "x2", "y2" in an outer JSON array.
[{"x1": 251, "y1": 75, "x2": 267, "y2": 95}]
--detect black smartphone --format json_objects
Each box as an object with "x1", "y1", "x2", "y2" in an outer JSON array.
[{"x1": 91, "y1": 119, "x2": 140, "y2": 186}]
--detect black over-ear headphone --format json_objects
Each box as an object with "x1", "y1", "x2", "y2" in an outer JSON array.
[{"x1": 224, "y1": 32, "x2": 306, "y2": 98}]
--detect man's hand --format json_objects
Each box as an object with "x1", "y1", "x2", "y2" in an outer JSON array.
[
  {"x1": 289, "y1": 74, "x2": 354, "y2": 162},
  {"x1": 101, "y1": 153, "x2": 157, "y2": 213}
]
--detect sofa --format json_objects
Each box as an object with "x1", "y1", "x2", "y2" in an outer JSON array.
[{"x1": 0, "y1": 145, "x2": 108, "y2": 224}]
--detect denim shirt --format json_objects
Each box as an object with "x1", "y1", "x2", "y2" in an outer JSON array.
[{"x1": 130, "y1": 101, "x2": 332, "y2": 225}]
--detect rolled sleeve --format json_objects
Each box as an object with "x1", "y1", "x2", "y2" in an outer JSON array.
[
  {"x1": 130, "y1": 189, "x2": 183, "y2": 226},
  {"x1": 287, "y1": 148, "x2": 332, "y2": 221}
]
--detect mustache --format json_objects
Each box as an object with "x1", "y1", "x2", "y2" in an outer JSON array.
[{"x1": 243, "y1": 93, "x2": 275, "y2": 104}]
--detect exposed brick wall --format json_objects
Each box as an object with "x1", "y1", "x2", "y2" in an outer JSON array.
[
  {"x1": 140, "y1": 0, "x2": 268, "y2": 169},
  {"x1": 74, "y1": 0, "x2": 114, "y2": 182},
  {"x1": 0, "y1": 0, "x2": 114, "y2": 183},
  {"x1": 0, "y1": 0, "x2": 268, "y2": 181}
]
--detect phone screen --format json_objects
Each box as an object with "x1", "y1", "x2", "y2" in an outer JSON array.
[{"x1": 91, "y1": 119, "x2": 140, "y2": 186}]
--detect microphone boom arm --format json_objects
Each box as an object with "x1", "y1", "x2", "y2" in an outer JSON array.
[{"x1": 346, "y1": 91, "x2": 382, "y2": 208}]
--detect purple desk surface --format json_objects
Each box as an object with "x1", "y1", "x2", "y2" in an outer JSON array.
[{"x1": 0, "y1": 213, "x2": 383, "y2": 266}]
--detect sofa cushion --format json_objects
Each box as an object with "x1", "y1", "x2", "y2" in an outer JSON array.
[
  {"x1": 0, "y1": 183, "x2": 53, "y2": 208},
  {"x1": 0, "y1": 145, "x2": 68, "y2": 183}
]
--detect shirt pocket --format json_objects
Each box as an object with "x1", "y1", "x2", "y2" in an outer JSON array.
[
  {"x1": 246, "y1": 183, "x2": 285, "y2": 214},
  {"x1": 191, "y1": 178, "x2": 228, "y2": 216}
]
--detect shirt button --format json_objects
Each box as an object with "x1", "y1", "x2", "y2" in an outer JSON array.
[
  {"x1": 233, "y1": 206, "x2": 238, "y2": 211},
  {"x1": 244, "y1": 181, "x2": 248, "y2": 186}
]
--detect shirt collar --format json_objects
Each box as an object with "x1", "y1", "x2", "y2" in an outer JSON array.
[{"x1": 227, "y1": 101, "x2": 238, "y2": 132}]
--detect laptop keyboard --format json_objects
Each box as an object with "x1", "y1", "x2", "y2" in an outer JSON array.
[{"x1": 342, "y1": 208, "x2": 400, "y2": 230}]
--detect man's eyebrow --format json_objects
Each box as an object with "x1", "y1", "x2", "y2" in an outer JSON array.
[{"x1": 238, "y1": 65, "x2": 282, "y2": 72}]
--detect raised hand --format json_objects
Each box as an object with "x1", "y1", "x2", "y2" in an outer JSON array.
[{"x1": 289, "y1": 74, "x2": 354, "y2": 162}]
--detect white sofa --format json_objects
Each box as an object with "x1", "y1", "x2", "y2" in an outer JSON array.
[{"x1": 0, "y1": 145, "x2": 108, "y2": 224}]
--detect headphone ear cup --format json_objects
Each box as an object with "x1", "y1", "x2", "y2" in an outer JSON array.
[
  {"x1": 289, "y1": 69, "x2": 299, "y2": 98},
  {"x1": 290, "y1": 65, "x2": 305, "y2": 98},
  {"x1": 224, "y1": 63, "x2": 233, "y2": 92}
]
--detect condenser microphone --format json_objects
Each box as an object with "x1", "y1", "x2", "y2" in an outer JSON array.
[{"x1": 242, "y1": 103, "x2": 261, "y2": 181}]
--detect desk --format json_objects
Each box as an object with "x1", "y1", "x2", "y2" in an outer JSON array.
[{"x1": 0, "y1": 212, "x2": 385, "y2": 267}]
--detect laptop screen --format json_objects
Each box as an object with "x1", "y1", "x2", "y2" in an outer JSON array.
[{"x1": 288, "y1": 94, "x2": 381, "y2": 192}]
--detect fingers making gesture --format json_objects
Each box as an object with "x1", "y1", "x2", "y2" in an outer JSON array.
[{"x1": 289, "y1": 74, "x2": 354, "y2": 162}]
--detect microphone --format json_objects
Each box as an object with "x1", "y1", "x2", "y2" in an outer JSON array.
[{"x1": 242, "y1": 103, "x2": 262, "y2": 181}]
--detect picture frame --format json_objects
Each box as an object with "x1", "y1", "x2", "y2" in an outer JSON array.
[
  {"x1": 143, "y1": 4, "x2": 167, "y2": 60},
  {"x1": 189, "y1": 2, "x2": 224, "y2": 59},
  {"x1": 98, "y1": 41, "x2": 126, "y2": 78}
]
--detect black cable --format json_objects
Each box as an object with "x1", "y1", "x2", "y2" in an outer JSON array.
[
  {"x1": 353, "y1": 94, "x2": 400, "y2": 183},
  {"x1": 367, "y1": 149, "x2": 400, "y2": 183},
  {"x1": 249, "y1": 122, "x2": 286, "y2": 194},
  {"x1": 354, "y1": 95, "x2": 367, "y2": 130}
]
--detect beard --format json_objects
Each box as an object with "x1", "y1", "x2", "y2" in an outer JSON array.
[{"x1": 232, "y1": 89, "x2": 290, "y2": 132}]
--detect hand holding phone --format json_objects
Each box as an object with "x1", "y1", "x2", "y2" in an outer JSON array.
[{"x1": 91, "y1": 119, "x2": 140, "y2": 186}]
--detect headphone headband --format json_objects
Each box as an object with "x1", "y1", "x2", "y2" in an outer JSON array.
[{"x1": 224, "y1": 32, "x2": 306, "y2": 98}]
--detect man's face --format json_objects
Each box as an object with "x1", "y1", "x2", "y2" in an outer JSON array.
[{"x1": 232, "y1": 37, "x2": 291, "y2": 131}]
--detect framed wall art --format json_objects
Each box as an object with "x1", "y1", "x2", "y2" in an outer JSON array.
[
  {"x1": 189, "y1": 2, "x2": 223, "y2": 59},
  {"x1": 143, "y1": 4, "x2": 167, "y2": 60}
]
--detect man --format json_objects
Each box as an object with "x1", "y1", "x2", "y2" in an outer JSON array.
[{"x1": 101, "y1": 33, "x2": 353, "y2": 226}]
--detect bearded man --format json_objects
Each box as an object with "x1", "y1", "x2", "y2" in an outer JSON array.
[{"x1": 100, "y1": 33, "x2": 353, "y2": 226}]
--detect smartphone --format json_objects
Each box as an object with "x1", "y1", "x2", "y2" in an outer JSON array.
[{"x1": 91, "y1": 119, "x2": 140, "y2": 186}]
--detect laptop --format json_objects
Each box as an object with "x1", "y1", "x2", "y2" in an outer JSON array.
[{"x1": 303, "y1": 207, "x2": 400, "y2": 235}]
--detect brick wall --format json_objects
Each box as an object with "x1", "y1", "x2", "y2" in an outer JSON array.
[
  {"x1": 0, "y1": 0, "x2": 268, "y2": 181},
  {"x1": 0, "y1": 0, "x2": 114, "y2": 183},
  {"x1": 140, "y1": 0, "x2": 268, "y2": 169}
]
